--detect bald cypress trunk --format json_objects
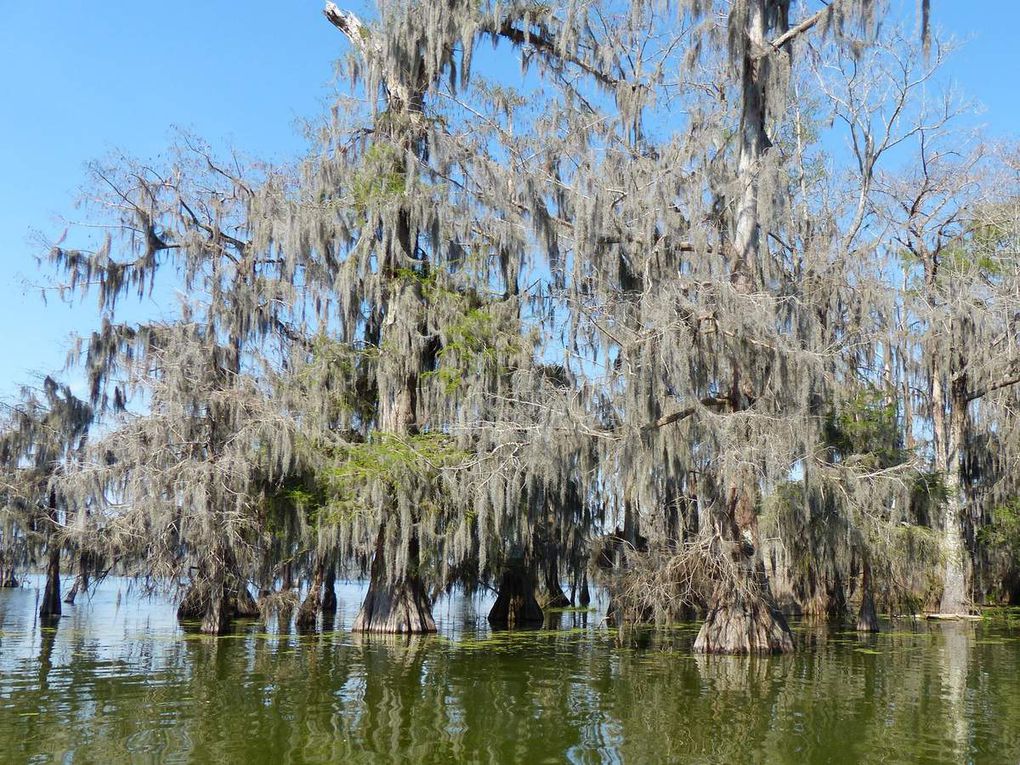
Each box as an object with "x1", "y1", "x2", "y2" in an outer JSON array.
[
  {"x1": 201, "y1": 581, "x2": 230, "y2": 635},
  {"x1": 938, "y1": 387, "x2": 971, "y2": 615},
  {"x1": 353, "y1": 525, "x2": 436, "y2": 634},
  {"x1": 695, "y1": 479, "x2": 793, "y2": 654},
  {"x1": 230, "y1": 581, "x2": 259, "y2": 618},
  {"x1": 39, "y1": 547, "x2": 62, "y2": 620},
  {"x1": 177, "y1": 582, "x2": 206, "y2": 621},
  {"x1": 578, "y1": 572, "x2": 591, "y2": 607},
  {"x1": 695, "y1": 587, "x2": 793, "y2": 654},
  {"x1": 693, "y1": 0, "x2": 796, "y2": 655},
  {"x1": 322, "y1": 560, "x2": 338, "y2": 620},
  {"x1": 542, "y1": 550, "x2": 571, "y2": 608},
  {"x1": 63, "y1": 570, "x2": 86, "y2": 605},
  {"x1": 296, "y1": 558, "x2": 326, "y2": 631},
  {"x1": 64, "y1": 550, "x2": 94, "y2": 605},
  {"x1": 0, "y1": 562, "x2": 17, "y2": 588},
  {"x1": 39, "y1": 491, "x2": 61, "y2": 620},
  {"x1": 488, "y1": 560, "x2": 544, "y2": 629},
  {"x1": 856, "y1": 559, "x2": 880, "y2": 632},
  {"x1": 197, "y1": 551, "x2": 229, "y2": 635}
]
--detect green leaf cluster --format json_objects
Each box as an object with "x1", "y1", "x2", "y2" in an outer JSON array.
[
  {"x1": 426, "y1": 306, "x2": 521, "y2": 394},
  {"x1": 824, "y1": 387, "x2": 905, "y2": 468},
  {"x1": 319, "y1": 432, "x2": 469, "y2": 522},
  {"x1": 351, "y1": 143, "x2": 406, "y2": 212}
]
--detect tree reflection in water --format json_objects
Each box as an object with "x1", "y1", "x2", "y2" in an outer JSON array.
[{"x1": 0, "y1": 583, "x2": 1018, "y2": 763}]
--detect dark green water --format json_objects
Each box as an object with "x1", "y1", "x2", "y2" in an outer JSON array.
[{"x1": 1, "y1": 578, "x2": 1019, "y2": 764}]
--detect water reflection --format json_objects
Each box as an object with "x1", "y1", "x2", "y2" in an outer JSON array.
[{"x1": 1, "y1": 578, "x2": 1019, "y2": 763}]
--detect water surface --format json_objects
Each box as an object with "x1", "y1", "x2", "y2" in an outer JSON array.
[{"x1": 1, "y1": 577, "x2": 1018, "y2": 763}]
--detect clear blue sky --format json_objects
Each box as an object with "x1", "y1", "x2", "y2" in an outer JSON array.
[{"x1": 0, "y1": 1, "x2": 1017, "y2": 401}]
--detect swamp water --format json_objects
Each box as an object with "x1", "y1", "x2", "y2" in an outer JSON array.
[{"x1": 1, "y1": 577, "x2": 1019, "y2": 764}]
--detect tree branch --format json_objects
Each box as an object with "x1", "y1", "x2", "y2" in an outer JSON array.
[
  {"x1": 323, "y1": 3, "x2": 378, "y2": 60},
  {"x1": 967, "y1": 373, "x2": 1020, "y2": 403},
  {"x1": 767, "y1": 4, "x2": 832, "y2": 53},
  {"x1": 492, "y1": 22, "x2": 620, "y2": 88},
  {"x1": 642, "y1": 396, "x2": 730, "y2": 431}
]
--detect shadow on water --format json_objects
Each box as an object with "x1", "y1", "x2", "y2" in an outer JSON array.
[{"x1": 1, "y1": 577, "x2": 1020, "y2": 763}]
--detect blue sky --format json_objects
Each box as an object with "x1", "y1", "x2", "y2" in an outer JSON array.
[{"x1": 0, "y1": 1, "x2": 1017, "y2": 401}]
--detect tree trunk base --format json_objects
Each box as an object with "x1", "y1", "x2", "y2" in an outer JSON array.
[
  {"x1": 694, "y1": 595, "x2": 794, "y2": 655},
  {"x1": 296, "y1": 560, "x2": 330, "y2": 632},
  {"x1": 39, "y1": 550, "x2": 61, "y2": 619},
  {"x1": 322, "y1": 562, "x2": 338, "y2": 620},
  {"x1": 543, "y1": 591, "x2": 572, "y2": 609},
  {"x1": 177, "y1": 579, "x2": 252, "y2": 630},
  {"x1": 488, "y1": 566, "x2": 544, "y2": 629},
  {"x1": 230, "y1": 584, "x2": 259, "y2": 618},
  {"x1": 63, "y1": 575, "x2": 84, "y2": 605},
  {"x1": 352, "y1": 577, "x2": 436, "y2": 634},
  {"x1": 856, "y1": 585, "x2": 879, "y2": 632},
  {"x1": 0, "y1": 566, "x2": 18, "y2": 588},
  {"x1": 578, "y1": 576, "x2": 591, "y2": 607},
  {"x1": 322, "y1": 584, "x2": 338, "y2": 617},
  {"x1": 296, "y1": 589, "x2": 321, "y2": 632},
  {"x1": 542, "y1": 557, "x2": 572, "y2": 608},
  {"x1": 200, "y1": 584, "x2": 231, "y2": 635},
  {"x1": 177, "y1": 583, "x2": 207, "y2": 621}
]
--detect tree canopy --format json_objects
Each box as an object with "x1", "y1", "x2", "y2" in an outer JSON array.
[{"x1": 3, "y1": 0, "x2": 1018, "y2": 653}]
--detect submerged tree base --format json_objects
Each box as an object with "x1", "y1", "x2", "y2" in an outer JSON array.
[
  {"x1": 64, "y1": 574, "x2": 87, "y2": 605},
  {"x1": 296, "y1": 588, "x2": 322, "y2": 631},
  {"x1": 857, "y1": 593, "x2": 880, "y2": 632},
  {"x1": 296, "y1": 559, "x2": 338, "y2": 632},
  {"x1": 177, "y1": 580, "x2": 258, "y2": 634},
  {"x1": 39, "y1": 551, "x2": 61, "y2": 619},
  {"x1": 542, "y1": 590, "x2": 572, "y2": 609},
  {"x1": 694, "y1": 596, "x2": 794, "y2": 655},
  {"x1": 322, "y1": 582, "x2": 338, "y2": 618},
  {"x1": 352, "y1": 578, "x2": 437, "y2": 634},
  {"x1": 488, "y1": 566, "x2": 544, "y2": 629},
  {"x1": 201, "y1": 589, "x2": 231, "y2": 635},
  {"x1": 0, "y1": 567, "x2": 17, "y2": 588},
  {"x1": 578, "y1": 577, "x2": 591, "y2": 607}
]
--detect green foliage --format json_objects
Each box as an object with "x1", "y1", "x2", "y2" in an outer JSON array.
[
  {"x1": 351, "y1": 143, "x2": 406, "y2": 211},
  {"x1": 940, "y1": 242, "x2": 1005, "y2": 280},
  {"x1": 979, "y1": 499, "x2": 1020, "y2": 565},
  {"x1": 394, "y1": 266, "x2": 438, "y2": 290},
  {"x1": 294, "y1": 335, "x2": 378, "y2": 425},
  {"x1": 425, "y1": 302, "x2": 521, "y2": 395},
  {"x1": 319, "y1": 433, "x2": 469, "y2": 523},
  {"x1": 263, "y1": 474, "x2": 325, "y2": 533},
  {"x1": 824, "y1": 387, "x2": 905, "y2": 468}
]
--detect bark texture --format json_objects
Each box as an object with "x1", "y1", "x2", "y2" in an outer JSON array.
[
  {"x1": 352, "y1": 528, "x2": 436, "y2": 634},
  {"x1": 39, "y1": 490, "x2": 61, "y2": 619},
  {"x1": 933, "y1": 371, "x2": 972, "y2": 615},
  {"x1": 200, "y1": 581, "x2": 230, "y2": 635},
  {"x1": 296, "y1": 559, "x2": 325, "y2": 631},
  {"x1": 322, "y1": 563, "x2": 338, "y2": 619},
  {"x1": 694, "y1": 589, "x2": 794, "y2": 654},
  {"x1": 856, "y1": 561, "x2": 880, "y2": 632},
  {"x1": 695, "y1": 478, "x2": 795, "y2": 654},
  {"x1": 578, "y1": 573, "x2": 591, "y2": 607},
  {"x1": 177, "y1": 577, "x2": 255, "y2": 628}
]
